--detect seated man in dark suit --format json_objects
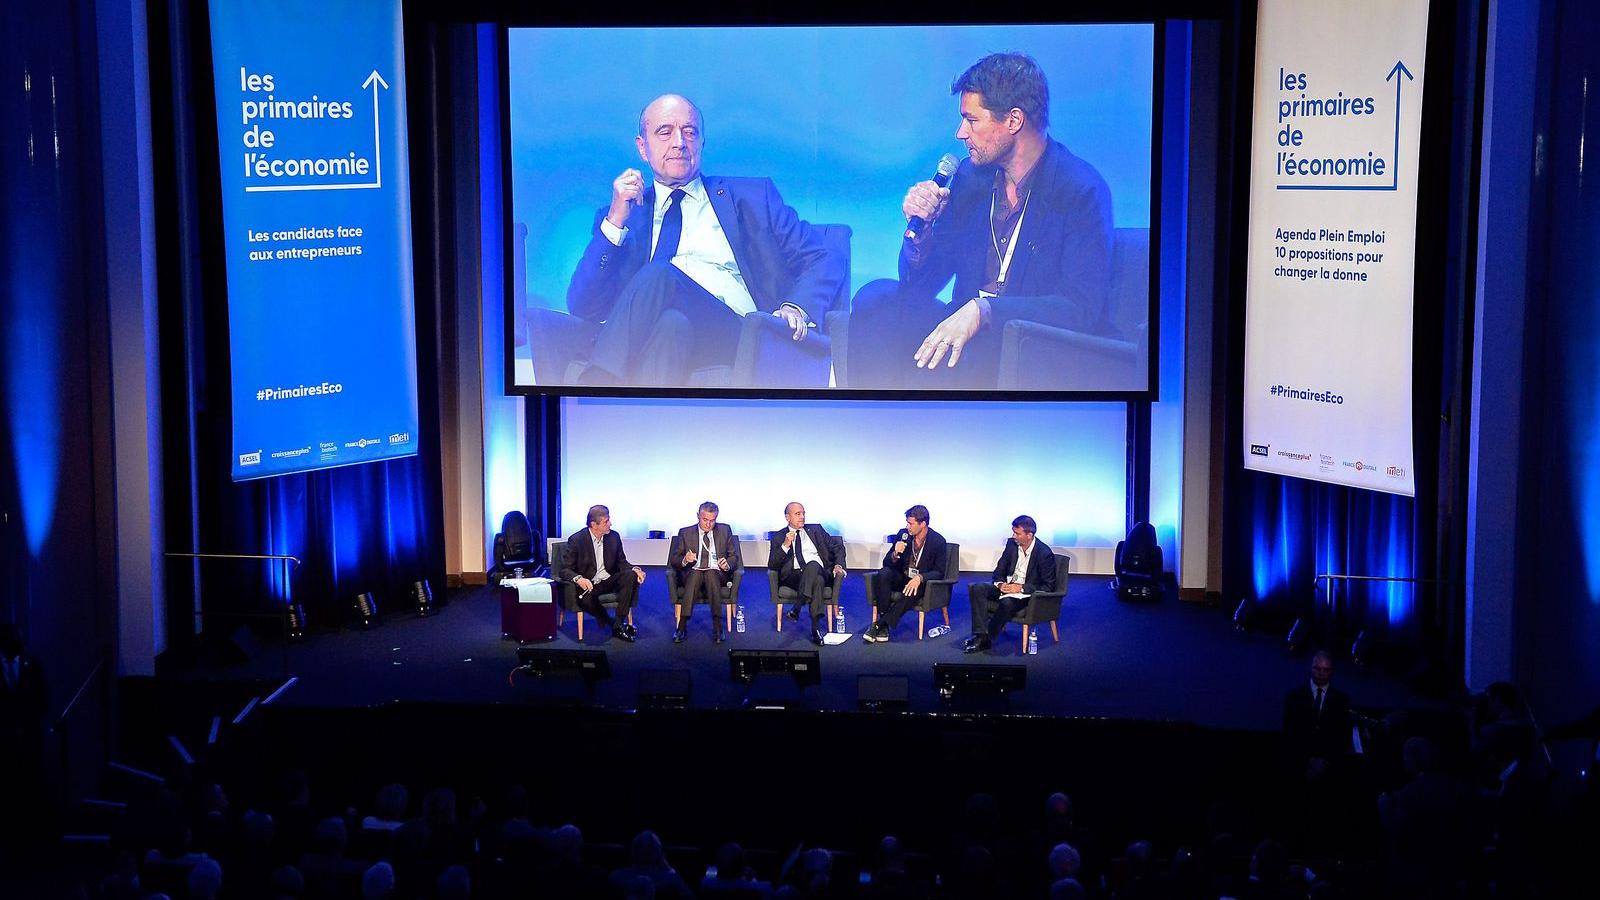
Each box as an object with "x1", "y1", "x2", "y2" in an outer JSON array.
[
  {"x1": 863, "y1": 504, "x2": 948, "y2": 643},
  {"x1": 559, "y1": 505, "x2": 644, "y2": 642},
  {"x1": 670, "y1": 500, "x2": 738, "y2": 644},
  {"x1": 963, "y1": 515, "x2": 1056, "y2": 653},
  {"x1": 848, "y1": 53, "x2": 1114, "y2": 390},
  {"x1": 768, "y1": 502, "x2": 845, "y2": 646},
  {"x1": 567, "y1": 93, "x2": 847, "y2": 387}
]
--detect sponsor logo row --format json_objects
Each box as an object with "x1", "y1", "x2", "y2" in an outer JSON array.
[
  {"x1": 238, "y1": 432, "x2": 411, "y2": 467},
  {"x1": 1246, "y1": 444, "x2": 1406, "y2": 479}
]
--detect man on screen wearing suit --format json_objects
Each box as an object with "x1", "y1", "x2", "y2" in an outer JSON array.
[
  {"x1": 863, "y1": 504, "x2": 948, "y2": 643},
  {"x1": 670, "y1": 500, "x2": 738, "y2": 644},
  {"x1": 963, "y1": 515, "x2": 1056, "y2": 653},
  {"x1": 768, "y1": 502, "x2": 845, "y2": 646},
  {"x1": 848, "y1": 52, "x2": 1115, "y2": 390},
  {"x1": 559, "y1": 505, "x2": 644, "y2": 642},
  {"x1": 567, "y1": 94, "x2": 847, "y2": 387}
]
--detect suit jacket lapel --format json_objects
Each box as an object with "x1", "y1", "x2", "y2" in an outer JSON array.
[{"x1": 703, "y1": 176, "x2": 753, "y2": 290}]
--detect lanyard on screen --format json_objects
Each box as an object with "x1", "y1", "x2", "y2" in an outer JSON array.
[{"x1": 990, "y1": 187, "x2": 1033, "y2": 290}]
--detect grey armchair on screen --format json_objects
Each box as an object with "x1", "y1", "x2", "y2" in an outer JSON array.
[
  {"x1": 864, "y1": 542, "x2": 961, "y2": 639},
  {"x1": 520, "y1": 223, "x2": 852, "y2": 389}
]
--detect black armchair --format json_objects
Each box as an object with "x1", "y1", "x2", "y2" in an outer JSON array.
[
  {"x1": 491, "y1": 511, "x2": 544, "y2": 580},
  {"x1": 547, "y1": 541, "x2": 633, "y2": 642},
  {"x1": 828, "y1": 227, "x2": 1148, "y2": 391},
  {"x1": 664, "y1": 533, "x2": 745, "y2": 632},
  {"x1": 864, "y1": 542, "x2": 961, "y2": 639},
  {"x1": 521, "y1": 223, "x2": 852, "y2": 388},
  {"x1": 1113, "y1": 521, "x2": 1163, "y2": 601},
  {"x1": 764, "y1": 534, "x2": 846, "y2": 631},
  {"x1": 1009, "y1": 555, "x2": 1072, "y2": 652},
  {"x1": 996, "y1": 227, "x2": 1149, "y2": 390}
]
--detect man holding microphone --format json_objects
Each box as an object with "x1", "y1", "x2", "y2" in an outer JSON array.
[
  {"x1": 863, "y1": 505, "x2": 948, "y2": 643},
  {"x1": 768, "y1": 502, "x2": 845, "y2": 646}
]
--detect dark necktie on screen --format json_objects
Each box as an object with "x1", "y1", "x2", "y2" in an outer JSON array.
[
  {"x1": 1315, "y1": 687, "x2": 1325, "y2": 712},
  {"x1": 794, "y1": 530, "x2": 805, "y2": 569},
  {"x1": 653, "y1": 189, "x2": 687, "y2": 262},
  {"x1": 700, "y1": 531, "x2": 711, "y2": 568}
]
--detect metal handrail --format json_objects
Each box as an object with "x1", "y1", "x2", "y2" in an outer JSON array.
[
  {"x1": 53, "y1": 652, "x2": 107, "y2": 730},
  {"x1": 166, "y1": 551, "x2": 302, "y2": 567},
  {"x1": 1313, "y1": 574, "x2": 1456, "y2": 584},
  {"x1": 166, "y1": 551, "x2": 299, "y2": 679}
]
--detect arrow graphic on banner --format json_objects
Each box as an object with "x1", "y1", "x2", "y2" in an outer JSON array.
[
  {"x1": 1384, "y1": 59, "x2": 1413, "y2": 191},
  {"x1": 361, "y1": 70, "x2": 385, "y2": 188},
  {"x1": 243, "y1": 69, "x2": 388, "y2": 193},
  {"x1": 1276, "y1": 59, "x2": 1412, "y2": 192}
]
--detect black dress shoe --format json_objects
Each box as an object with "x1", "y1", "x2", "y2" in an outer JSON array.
[
  {"x1": 614, "y1": 622, "x2": 637, "y2": 643},
  {"x1": 811, "y1": 627, "x2": 826, "y2": 646},
  {"x1": 786, "y1": 606, "x2": 801, "y2": 621},
  {"x1": 961, "y1": 635, "x2": 991, "y2": 654},
  {"x1": 672, "y1": 626, "x2": 687, "y2": 644}
]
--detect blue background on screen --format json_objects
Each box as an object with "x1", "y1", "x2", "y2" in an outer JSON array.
[
  {"x1": 209, "y1": 0, "x2": 420, "y2": 480},
  {"x1": 507, "y1": 24, "x2": 1154, "y2": 314}
]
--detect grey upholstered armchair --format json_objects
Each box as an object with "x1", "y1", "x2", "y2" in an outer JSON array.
[
  {"x1": 764, "y1": 534, "x2": 847, "y2": 631},
  {"x1": 547, "y1": 541, "x2": 634, "y2": 642},
  {"x1": 864, "y1": 542, "x2": 961, "y2": 639},
  {"x1": 663, "y1": 533, "x2": 745, "y2": 632},
  {"x1": 1009, "y1": 555, "x2": 1072, "y2": 651}
]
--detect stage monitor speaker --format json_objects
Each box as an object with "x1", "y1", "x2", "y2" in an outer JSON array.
[
  {"x1": 638, "y1": 668, "x2": 691, "y2": 709},
  {"x1": 728, "y1": 649, "x2": 820, "y2": 687},
  {"x1": 933, "y1": 663, "x2": 1026, "y2": 701},
  {"x1": 516, "y1": 647, "x2": 611, "y2": 683},
  {"x1": 857, "y1": 674, "x2": 910, "y2": 711}
]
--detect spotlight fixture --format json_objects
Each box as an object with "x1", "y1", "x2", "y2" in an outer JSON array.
[
  {"x1": 353, "y1": 591, "x2": 379, "y2": 627},
  {"x1": 412, "y1": 580, "x2": 435, "y2": 617}
]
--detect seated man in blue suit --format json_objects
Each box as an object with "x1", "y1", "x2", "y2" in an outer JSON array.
[
  {"x1": 964, "y1": 514, "x2": 1056, "y2": 653},
  {"x1": 567, "y1": 93, "x2": 847, "y2": 387},
  {"x1": 848, "y1": 53, "x2": 1115, "y2": 390}
]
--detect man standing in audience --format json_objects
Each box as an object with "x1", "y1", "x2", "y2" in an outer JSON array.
[
  {"x1": 560, "y1": 505, "x2": 643, "y2": 642},
  {"x1": 769, "y1": 502, "x2": 846, "y2": 646},
  {"x1": 964, "y1": 515, "x2": 1056, "y2": 652},
  {"x1": 670, "y1": 500, "x2": 739, "y2": 643},
  {"x1": 1281, "y1": 650, "x2": 1353, "y2": 781},
  {"x1": 864, "y1": 504, "x2": 948, "y2": 643}
]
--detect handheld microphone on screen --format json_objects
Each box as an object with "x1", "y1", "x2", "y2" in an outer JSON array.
[{"x1": 904, "y1": 153, "x2": 961, "y2": 240}]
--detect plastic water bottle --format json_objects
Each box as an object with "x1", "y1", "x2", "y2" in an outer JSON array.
[
  {"x1": 928, "y1": 624, "x2": 951, "y2": 639},
  {"x1": 1028, "y1": 629, "x2": 1039, "y2": 655},
  {"x1": 835, "y1": 604, "x2": 846, "y2": 634},
  {"x1": 735, "y1": 605, "x2": 746, "y2": 633}
]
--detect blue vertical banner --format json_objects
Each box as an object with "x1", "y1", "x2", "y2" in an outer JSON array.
[{"x1": 209, "y1": 0, "x2": 419, "y2": 480}]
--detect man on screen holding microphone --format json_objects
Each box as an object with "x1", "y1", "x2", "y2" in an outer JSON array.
[
  {"x1": 863, "y1": 504, "x2": 948, "y2": 643},
  {"x1": 846, "y1": 52, "x2": 1116, "y2": 390}
]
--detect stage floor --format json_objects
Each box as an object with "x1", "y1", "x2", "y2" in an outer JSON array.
[{"x1": 204, "y1": 573, "x2": 1441, "y2": 730}]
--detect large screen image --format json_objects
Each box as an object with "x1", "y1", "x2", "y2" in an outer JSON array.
[{"x1": 506, "y1": 24, "x2": 1154, "y2": 396}]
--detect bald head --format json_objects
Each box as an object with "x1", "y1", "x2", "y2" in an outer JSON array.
[{"x1": 636, "y1": 94, "x2": 704, "y2": 187}]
